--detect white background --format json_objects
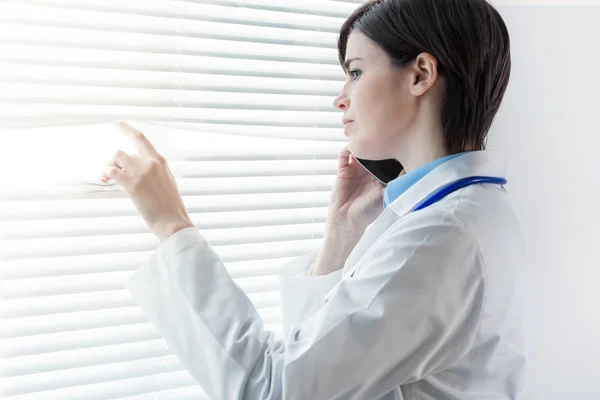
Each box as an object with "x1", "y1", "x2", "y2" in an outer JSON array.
[{"x1": 488, "y1": 5, "x2": 600, "y2": 399}]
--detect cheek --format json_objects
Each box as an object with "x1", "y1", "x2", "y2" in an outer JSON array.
[
  {"x1": 352, "y1": 79, "x2": 380, "y2": 113},
  {"x1": 350, "y1": 84, "x2": 377, "y2": 135},
  {"x1": 353, "y1": 80, "x2": 398, "y2": 134},
  {"x1": 364, "y1": 72, "x2": 400, "y2": 107},
  {"x1": 373, "y1": 81, "x2": 414, "y2": 132}
]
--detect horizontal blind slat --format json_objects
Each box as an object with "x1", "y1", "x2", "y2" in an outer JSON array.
[
  {"x1": 6, "y1": 0, "x2": 350, "y2": 28},
  {"x1": 0, "y1": 83, "x2": 336, "y2": 110},
  {"x1": 126, "y1": 122, "x2": 345, "y2": 141},
  {"x1": 0, "y1": 45, "x2": 342, "y2": 79},
  {"x1": 1, "y1": 304, "x2": 281, "y2": 341},
  {"x1": 0, "y1": 192, "x2": 331, "y2": 220},
  {"x1": 113, "y1": 385, "x2": 209, "y2": 400},
  {"x1": 1, "y1": 255, "x2": 299, "y2": 280},
  {"x1": 168, "y1": 160, "x2": 338, "y2": 178},
  {"x1": 2, "y1": 339, "x2": 170, "y2": 377},
  {"x1": 1, "y1": 208, "x2": 329, "y2": 240},
  {"x1": 0, "y1": 271, "x2": 282, "y2": 301},
  {"x1": 1, "y1": 323, "x2": 161, "y2": 358},
  {"x1": 1, "y1": 175, "x2": 336, "y2": 201},
  {"x1": 0, "y1": 105, "x2": 342, "y2": 129},
  {"x1": 0, "y1": 23, "x2": 337, "y2": 64},
  {"x1": 0, "y1": 3, "x2": 340, "y2": 47},
  {"x1": 1, "y1": 290, "x2": 281, "y2": 319},
  {"x1": 0, "y1": 65, "x2": 343, "y2": 95},
  {"x1": 0, "y1": 369, "x2": 196, "y2": 400},
  {"x1": 0, "y1": 321, "x2": 282, "y2": 359},
  {"x1": 1, "y1": 223, "x2": 326, "y2": 259},
  {"x1": 2, "y1": 354, "x2": 187, "y2": 397},
  {"x1": 192, "y1": 0, "x2": 357, "y2": 17}
]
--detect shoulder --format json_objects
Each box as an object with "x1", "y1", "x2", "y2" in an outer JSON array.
[
  {"x1": 384, "y1": 202, "x2": 480, "y2": 252},
  {"x1": 387, "y1": 182, "x2": 521, "y2": 250},
  {"x1": 364, "y1": 206, "x2": 485, "y2": 285},
  {"x1": 374, "y1": 183, "x2": 525, "y2": 292}
]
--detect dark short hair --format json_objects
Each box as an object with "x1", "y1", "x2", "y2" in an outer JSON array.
[{"x1": 338, "y1": 0, "x2": 512, "y2": 153}]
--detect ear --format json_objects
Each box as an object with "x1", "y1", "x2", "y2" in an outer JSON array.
[{"x1": 409, "y1": 52, "x2": 439, "y2": 96}]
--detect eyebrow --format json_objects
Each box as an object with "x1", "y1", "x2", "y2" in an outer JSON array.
[{"x1": 343, "y1": 57, "x2": 362, "y2": 71}]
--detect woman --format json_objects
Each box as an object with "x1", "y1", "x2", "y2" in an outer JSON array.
[{"x1": 103, "y1": 0, "x2": 527, "y2": 398}]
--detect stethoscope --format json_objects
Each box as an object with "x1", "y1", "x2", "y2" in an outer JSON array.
[{"x1": 410, "y1": 175, "x2": 507, "y2": 212}]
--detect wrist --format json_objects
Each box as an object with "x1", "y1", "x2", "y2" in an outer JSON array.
[
  {"x1": 157, "y1": 219, "x2": 195, "y2": 243},
  {"x1": 313, "y1": 238, "x2": 353, "y2": 276},
  {"x1": 313, "y1": 225, "x2": 366, "y2": 276}
]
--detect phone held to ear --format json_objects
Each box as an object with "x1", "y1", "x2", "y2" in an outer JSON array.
[{"x1": 354, "y1": 156, "x2": 404, "y2": 185}]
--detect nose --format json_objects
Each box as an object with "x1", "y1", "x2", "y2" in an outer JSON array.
[{"x1": 333, "y1": 90, "x2": 349, "y2": 110}]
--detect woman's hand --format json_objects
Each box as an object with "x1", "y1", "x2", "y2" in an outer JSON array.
[
  {"x1": 327, "y1": 144, "x2": 386, "y2": 233},
  {"x1": 102, "y1": 123, "x2": 194, "y2": 242},
  {"x1": 313, "y1": 144, "x2": 386, "y2": 275}
]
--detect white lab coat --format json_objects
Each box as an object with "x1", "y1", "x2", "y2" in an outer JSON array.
[{"x1": 127, "y1": 150, "x2": 528, "y2": 400}]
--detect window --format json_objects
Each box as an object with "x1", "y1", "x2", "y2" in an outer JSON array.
[{"x1": 0, "y1": 1, "x2": 363, "y2": 398}]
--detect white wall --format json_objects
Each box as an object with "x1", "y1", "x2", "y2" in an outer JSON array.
[{"x1": 487, "y1": 5, "x2": 600, "y2": 399}]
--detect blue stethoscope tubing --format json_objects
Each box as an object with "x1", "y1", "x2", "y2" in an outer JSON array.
[{"x1": 410, "y1": 176, "x2": 507, "y2": 212}]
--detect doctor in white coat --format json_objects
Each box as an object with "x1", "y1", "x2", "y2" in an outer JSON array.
[{"x1": 102, "y1": 0, "x2": 528, "y2": 398}]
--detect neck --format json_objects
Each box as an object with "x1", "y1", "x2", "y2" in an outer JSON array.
[{"x1": 395, "y1": 127, "x2": 448, "y2": 174}]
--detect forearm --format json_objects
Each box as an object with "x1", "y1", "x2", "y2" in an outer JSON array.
[{"x1": 313, "y1": 229, "x2": 364, "y2": 276}]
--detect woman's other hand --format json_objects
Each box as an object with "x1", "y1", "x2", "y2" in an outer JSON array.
[{"x1": 102, "y1": 123, "x2": 194, "y2": 242}]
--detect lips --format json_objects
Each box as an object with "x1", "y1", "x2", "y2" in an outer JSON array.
[
  {"x1": 343, "y1": 121, "x2": 353, "y2": 136},
  {"x1": 342, "y1": 118, "x2": 354, "y2": 126}
]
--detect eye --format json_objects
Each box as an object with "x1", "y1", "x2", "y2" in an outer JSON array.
[{"x1": 348, "y1": 69, "x2": 361, "y2": 80}]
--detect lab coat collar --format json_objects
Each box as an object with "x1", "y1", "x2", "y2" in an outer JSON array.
[
  {"x1": 387, "y1": 150, "x2": 507, "y2": 217},
  {"x1": 383, "y1": 152, "x2": 466, "y2": 209},
  {"x1": 341, "y1": 150, "x2": 507, "y2": 278}
]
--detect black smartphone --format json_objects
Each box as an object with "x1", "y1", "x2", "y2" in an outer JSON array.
[{"x1": 354, "y1": 156, "x2": 404, "y2": 185}]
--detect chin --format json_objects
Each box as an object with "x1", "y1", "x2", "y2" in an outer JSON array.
[{"x1": 348, "y1": 138, "x2": 386, "y2": 161}]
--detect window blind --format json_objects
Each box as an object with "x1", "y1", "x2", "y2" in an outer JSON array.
[{"x1": 0, "y1": 1, "x2": 363, "y2": 399}]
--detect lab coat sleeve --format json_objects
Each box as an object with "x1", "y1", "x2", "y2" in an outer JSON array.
[
  {"x1": 127, "y1": 214, "x2": 485, "y2": 400},
  {"x1": 277, "y1": 251, "x2": 343, "y2": 332}
]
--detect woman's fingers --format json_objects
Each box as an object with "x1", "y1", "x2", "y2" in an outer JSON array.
[
  {"x1": 102, "y1": 150, "x2": 135, "y2": 184},
  {"x1": 119, "y1": 122, "x2": 162, "y2": 160},
  {"x1": 338, "y1": 144, "x2": 352, "y2": 169},
  {"x1": 102, "y1": 165, "x2": 128, "y2": 183},
  {"x1": 107, "y1": 150, "x2": 134, "y2": 172}
]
